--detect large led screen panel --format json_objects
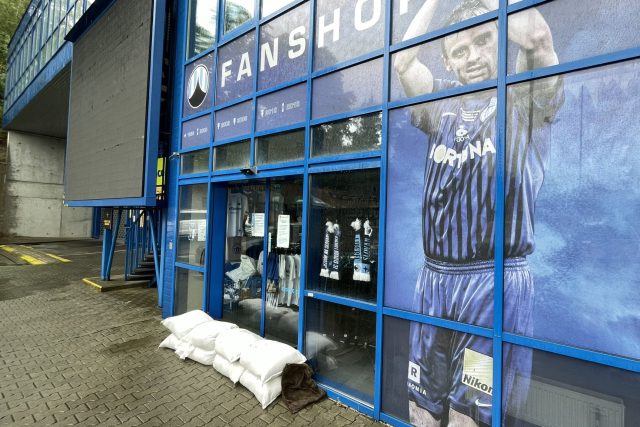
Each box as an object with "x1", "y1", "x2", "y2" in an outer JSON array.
[{"x1": 66, "y1": 0, "x2": 154, "y2": 202}]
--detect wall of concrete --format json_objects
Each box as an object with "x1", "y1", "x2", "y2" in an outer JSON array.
[{"x1": 0, "y1": 131, "x2": 92, "y2": 238}]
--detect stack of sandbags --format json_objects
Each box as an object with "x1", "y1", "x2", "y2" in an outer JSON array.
[
  {"x1": 212, "y1": 328, "x2": 262, "y2": 383},
  {"x1": 159, "y1": 310, "x2": 237, "y2": 365},
  {"x1": 238, "y1": 340, "x2": 306, "y2": 409}
]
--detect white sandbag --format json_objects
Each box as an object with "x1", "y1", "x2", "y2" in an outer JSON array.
[
  {"x1": 183, "y1": 320, "x2": 238, "y2": 351},
  {"x1": 215, "y1": 328, "x2": 262, "y2": 362},
  {"x1": 161, "y1": 310, "x2": 213, "y2": 339},
  {"x1": 212, "y1": 354, "x2": 246, "y2": 383},
  {"x1": 183, "y1": 347, "x2": 217, "y2": 365},
  {"x1": 240, "y1": 340, "x2": 306, "y2": 384},
  {"x1": 239, "y1": 370, "x2": 282, "y2": 409},
  {"x1": 158, "y1": 333, "x2": 182, "y2": 350}
]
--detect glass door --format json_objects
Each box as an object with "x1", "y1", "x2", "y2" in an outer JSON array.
[
  {"x1": 218, "y1": 177, "x2": 303, "y2": 346},
  {"x1": 222, "y1": 182, "x2": 266, "y2": 332}
]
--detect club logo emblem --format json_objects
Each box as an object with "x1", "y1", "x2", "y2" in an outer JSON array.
[{"x1": 187, "y1": 64, "x2": 209, "y2": 109}]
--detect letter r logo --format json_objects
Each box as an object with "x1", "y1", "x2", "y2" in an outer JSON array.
[{"x1": 408, "y1": 361, "x2": 420, "y2": 383}]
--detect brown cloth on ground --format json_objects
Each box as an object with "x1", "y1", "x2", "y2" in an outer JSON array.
[{"x1": 281, "y1": 363, "x2": 326, "y2": 413}]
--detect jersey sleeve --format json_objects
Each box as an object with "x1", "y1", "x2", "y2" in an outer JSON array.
[{"x1": 410, "y1": 79, "x2": 462, "y2": 135}]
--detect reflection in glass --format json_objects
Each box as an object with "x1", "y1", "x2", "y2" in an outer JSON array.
[
  {"x1": 382, "y1": 316, "x2": 494, "y2": 425},
  {"x1": 177, "y1": 184, "x2": 208, "y2": 266},
  {"x1": 306, "y1": 169, "x2": 379, "y2": 302},
  {"x1": 384, "y1": 90, "x2": 498, "y2": 324},
  {"x1": 504, "y1": 346, "x2": 640, "y2": 426},
  {"x1": 392, "y1": 0, "x2": 497, "y2": 45},
  {"x1": 256, "y1": 130, "x2": 304, "y2": 165},
  {"x1": 180, "y1": 149, "x2": 209, "y2": 175},
  {"x1": 175, "y1": 269, "x2": 204, "y2": 314},
  {"x1": 390, "y1": 21, "x2": 498, "y2": 101},
  {"x1": 312, "y1": 57, "x2": 383, "y2": 119},
  {"x1": 214, "y1": 140, "x2": 251, "y2": 171},
  {"x1": 508, "y1": 0, "x2": 640, "y2": 74},
  {"x1": 261, "y1": 0, "x2": 295, "y2": 17},
  {"x1": 224, "y1": 0, "x2": 254, "y2": 33},
  {"x1": 314, "y1": 0, "x2": 385, "y2": 70},
  {"x1": 311, "y1": 112, "x2": 381, "y2": 158},
  {"x1": 264, "y1": 178, "x2": 304, "y2": 346},
  {"x1": 223, "y1": 183, "x2": 266, "y2": 333},
  {"x1": 305, "y1": 299, "x2": 375, "y2": 402},
  {"x1": 506, "y1": 60, "x2": 640, "y2": 361},
  {"x1": 187, "y1": 0, "x2": 217, "y2": 59}
]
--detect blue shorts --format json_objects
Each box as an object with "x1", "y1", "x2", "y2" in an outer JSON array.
[{"x1": 408, "y1": 257, "x2": 534, "y2": 425}]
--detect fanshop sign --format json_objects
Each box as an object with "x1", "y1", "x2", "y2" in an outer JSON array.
[{"x1": 216, "y1": 0, "x2": 387, "y2": 100}]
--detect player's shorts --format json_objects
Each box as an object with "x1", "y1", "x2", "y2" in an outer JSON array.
[{"x1": 407, "y1": 257, "x2": 533, "y2": 425}]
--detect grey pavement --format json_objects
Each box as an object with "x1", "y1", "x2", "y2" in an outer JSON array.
[{"x1": 0, "y1": 239, "x2": 382, "y2": 426}]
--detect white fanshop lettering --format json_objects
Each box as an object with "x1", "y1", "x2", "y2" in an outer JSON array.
[
  {"x1": 288, "y1": 26, "x2": 306, "y2": 59},
  {"x1": 237, "y1": 52, "x2": 252, "y2": 81},
  {"x1": 398, "y1": 0, "x2": 410, "y2": 15},
  {"x1": 260, "y1": 38, "x2": 278, "y2": 72},
  {"x1": 318, "y1": 9, "x2": 340, "y2": 48},
  {"x1": 355, "y1": 0, "x2": 381, "y2": 31},
  {"x1": 220, "y1": 1, "x2": 383, "y2": 85},
  {"x1": 429, "y1": 139, "x2": 496, "y2": 168}
]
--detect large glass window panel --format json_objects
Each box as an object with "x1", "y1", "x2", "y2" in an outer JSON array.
[
  {"x1": 503, "y1": 346, "x2": 640, "y2": 426},
  {"x1": 314, "y1": 0, "x2": 385, "y2": 70},
  {"x1": 392, "y1": 0, "x2": 497, "y2": 45},
  {"x1": 505, "y1": 60, "x2": 640, "y2": 361},
  {"x1": 264, "y1": 178, "x2": 303, "y2": 346},
  {"x1": 256, "y1": 83, "x2": 306, "y2": 132},
  {"x1": 307, "y1": 169, "x2": 380, "y2": 302},
  {"x1": 382, "y1": 316, "x2": 494, "y2": 425},
  {"x1": 312, "y1": 57, "x2": 383, "y2": 120},
  {"x1": 508, "y1": 0, "x2": 640, "y2": 74},
  {"x1": 261, "y1": 0, "x2": 295, "y2": 18},
  {"x1": 391, "y1": 21, "x2": 498, "y2": 102},
  {"x1": 255, "y1": 130, "x2": 304, "y2": 165},
  {"x1": 384, "y1": 90, "x2": 497, "y2": 326},
  {"x1": 213, "y1": 140, "x2": 251, "y2": 171},
  {"x1": 305, "y1": 299, "x2": 376, "y2": 402},
  {"x1": 186, "y1": 0, "x2": 217, "y2": 59},
  {"x1": 176, "y1": 184, "x2": 208, "y2": 266},
  {"x1": 224, "y1": 0, "x2": 255, "y2": 33},
  {"x1": 182, "y1": 115, "x2": 212, "y2": 150},
  {"x1": 311, "y1": 112, "x2": 381, "y2": 158},
  {"x1": 223, "y1": 183, "x2": 266, "y2": 333},
  {"x1": 258, "y1": 2, "x2": 309, "y2": 90},
  {"x1": 175, "y1": 269, "x2": 205, "y2": 315},
  {"x1": 180, "y1": 149, "x2": 210, "y2": 175},
  {"x1": 214, "y1": 100, "x2": 253, "y2": 141},
  {"x1": 216, "y1": 31, "x2": 255, "y2": 105}
]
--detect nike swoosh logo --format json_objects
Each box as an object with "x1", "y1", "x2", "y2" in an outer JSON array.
[{"x1": 475, "y1": 399, "x2": 492, "y2": 408}]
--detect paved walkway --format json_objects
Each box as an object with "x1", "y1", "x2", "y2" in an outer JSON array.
[{"x1": 0, "y1": 240, "x2": 381, "y2": 426}]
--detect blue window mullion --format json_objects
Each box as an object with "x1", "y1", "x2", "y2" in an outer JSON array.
[
  {"x1": 492, "y1": 0, "x2": 509, "y2": 425},
  {"x1": 373, "y1": 0, "x2": 393, "y2": 418}
]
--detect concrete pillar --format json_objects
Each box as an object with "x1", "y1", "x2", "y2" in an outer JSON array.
[{"x1": 0, "y1": 131, "x2": 92, "y2": 238}]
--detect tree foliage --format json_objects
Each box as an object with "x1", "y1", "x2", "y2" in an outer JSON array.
[{"x1": 1, "y1": 0, "x2": 32, "y2": 120}]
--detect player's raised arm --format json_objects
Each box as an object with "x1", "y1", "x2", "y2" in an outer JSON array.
[
  {"x1": 393, "y1": 0, "x2": 440, "y2": 98},
  {"x1": 480, "y1": 0, "x2": 558, "y2": 72}
]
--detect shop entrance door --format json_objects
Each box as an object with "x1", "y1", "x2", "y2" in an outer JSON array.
[{"x1": 212, "y1": 177, "x2": 303, "y2": 347}]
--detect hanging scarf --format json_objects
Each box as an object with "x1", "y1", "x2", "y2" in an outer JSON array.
[
  {"x1": 354, "y1": 220, "x2": 372, "y2": 282},
  {"x1": 320, "y1": 221, "x2": 333, "y2": 278},
  {"x1": 266, "y1": 251, "x2": 280, "y2": 307},
  {"x1": 351, "y1": 218, "x2": 364, "y2": 281},
  {"x1": 330, "y1": 223, "x2": 341, "y2": 280}
]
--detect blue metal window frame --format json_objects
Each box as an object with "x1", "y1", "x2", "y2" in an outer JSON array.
[{"x1": 164, "y1": 0, "x2": 640, "y2": 424}]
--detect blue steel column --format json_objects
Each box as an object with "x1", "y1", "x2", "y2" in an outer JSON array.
[{"x1": 492, "y1": 0, "x2": 508, "y2": 425}]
